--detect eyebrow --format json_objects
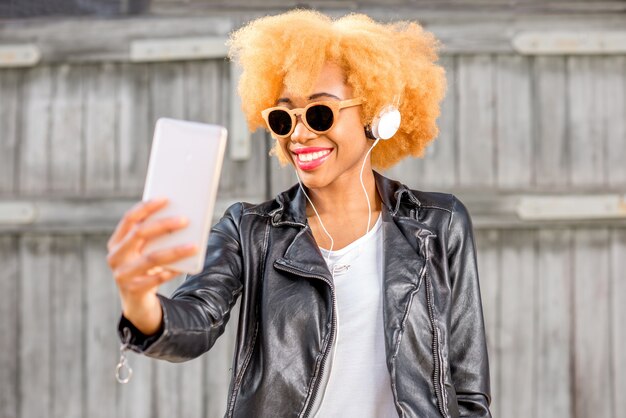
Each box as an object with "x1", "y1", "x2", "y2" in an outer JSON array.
[{"x1": 276, "y1": 92, "x2": 342, "y2": 104}]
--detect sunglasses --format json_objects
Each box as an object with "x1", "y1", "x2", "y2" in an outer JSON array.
[{"x1": 261, "y1": 98, "x2": 364, "y2": 138}]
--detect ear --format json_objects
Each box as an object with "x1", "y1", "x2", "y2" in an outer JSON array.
[{"x1": 364, "y1": 125, "x2": 377, "y2": 140}]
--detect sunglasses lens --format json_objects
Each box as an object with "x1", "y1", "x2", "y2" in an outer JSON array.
[
  {"x1": 306, "y1": 104, "x2": 334, "y2": 132},
  {"x1": 268, "y1": 110, "x2": 292, "y2": 136}
]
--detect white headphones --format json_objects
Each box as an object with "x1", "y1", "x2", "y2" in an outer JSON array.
[{"x1": 366, "y1": 95, "x2": 401, "y2": 140}]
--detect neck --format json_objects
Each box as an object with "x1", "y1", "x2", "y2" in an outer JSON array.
[{"x1": 303, "y1": 167, "x2": 381, "y2": 218}]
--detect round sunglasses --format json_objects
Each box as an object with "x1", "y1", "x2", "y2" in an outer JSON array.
[{"x1": 261, "y1": 98, "x2": 364, "y2": 138}]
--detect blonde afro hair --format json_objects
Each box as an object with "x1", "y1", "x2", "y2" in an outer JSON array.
[{"x1": 227, "y1": 10, "x2": 446, "y2": 170}]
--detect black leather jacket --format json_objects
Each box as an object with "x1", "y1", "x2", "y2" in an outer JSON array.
[{"x1": 119, "y1": 172, "x2": 492, "y2": 418}]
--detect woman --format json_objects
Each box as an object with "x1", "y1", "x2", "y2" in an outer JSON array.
[{"x1": 107, "y1": 10, "x2": 491, "y2": 418}]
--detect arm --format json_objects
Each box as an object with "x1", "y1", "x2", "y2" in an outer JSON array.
[
  {"x1": 447, "y1": 197, "x2": 492, "y2": 417},
  {"x1": 117, "y1": 202, "x2": 244, "y2": 363}
]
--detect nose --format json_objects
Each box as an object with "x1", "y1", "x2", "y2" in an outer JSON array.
[{"x1": 290, "y1": 115, "x2": 317, "y2": 144}]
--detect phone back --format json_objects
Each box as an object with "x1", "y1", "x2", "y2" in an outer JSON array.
[{"x1": 142, "y1": 118, "x2": 227, "y2": 274}]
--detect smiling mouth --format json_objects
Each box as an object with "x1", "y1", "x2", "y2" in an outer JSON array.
[{"x1": 296, "y1": 149, "x2": 332, "y2": 163}]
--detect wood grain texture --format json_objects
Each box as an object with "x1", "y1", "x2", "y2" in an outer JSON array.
[
  {"x1": 536, "y1": 229, "x2": 573, "y2": 418},
  {"x1": 50, "y1": 235, "x2": 84, "y2": 418},
  {"x1": 611, "y1": 229, "x2": 626, "y2": 418},
  {"x1": 18, "y1": 66, "x2": 53, "y2": 195},
  {"x1": 573, "y1": 229, "x2": 612, "y2": 418},
  {"x1": 118, "y1": 63, "x2": 151, "y2": 195},
  {"x1": 421, "y1": 54, "x2": 458, "y2": 189},
  {"x1": 49, "y1": 64, "x2": 83, "y2": 193},
  {"x1": 474, "y1": 229, "x2": 500, "y2": 418},
  {"x1": 532, "y1": 56, "x2": 569, "y2": 189},
  {"x1": 84, "y1": 63, "x2": 119, "y2": 194},
  {"x1": 0, "y1": 236, "x2": 19, "y2": 418},
  {"x1": 458, "y1": 55, "x2": 495, "y2": 188},
  {"x1": 85, "y1": 234, "x2": 119, "y2": 418},
  {"x1": 0, "y1": 70, "x2": 20, "y2": 195},
  {"x1": 568, "y1": 57, "x2": 607, "y2": 188},
  {"x1": 604, "y1": 56, "x2": 626, "y2": 188},
  {"x1": 495, "y1": 55, "x2": 532, "y2": 188},
  {"x1": 498, "y1": 230, "x2": 535, "y2": 418},
  {"x1": 19, "y1": 234, "x2": 53, "y2": 418}
]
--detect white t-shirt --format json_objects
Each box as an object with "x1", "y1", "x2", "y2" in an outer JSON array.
[{"x1": 314, "y1": 215, "x2": 398, "y2": 418}]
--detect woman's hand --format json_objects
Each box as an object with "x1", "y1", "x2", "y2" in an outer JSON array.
[{"x1": 107, "y1": 198, "x2": 198, "y2": 335}]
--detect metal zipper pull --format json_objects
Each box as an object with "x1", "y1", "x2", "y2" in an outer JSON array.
[{"x1": 116, "y1": 328, "x2": 133, "y2": 384}]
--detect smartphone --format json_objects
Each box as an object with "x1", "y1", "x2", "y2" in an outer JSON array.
[{"x1": 142, "y1": 118, "x2": 227, "y2": 274}]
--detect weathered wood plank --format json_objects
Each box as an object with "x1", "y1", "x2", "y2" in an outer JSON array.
[
  {"x1": 19, "y1": 234, "x2": 53, "y2": 418},
  {"x1": 50, "y1": 235, "x2": 84, "y2": 418},
  {"x1": 474, "y1": 229, "x2": 500, "y2": 418},
  {"x1": 604, "y1": 56, "x2": 626, "y2": 188},
  {"x1": 85, "y1": 234, "x2": 120, "y2": 418},
  {"x1": 612, "y1": 228, "x2": 626, "y2": 418},
  {"x1": 457, "y1": 55, "x2": 495, "y2": 188},
  {"x1": 84, "y1": 63, "x2": 119, "y2": 193},
  {"x1": 49, "y1": 64, "x2": 83, "y2": 193},
  {"x1": 573, "y1": 229, "x2": 612, "y2": 418},
  {"x1": 0, "y1": 235, "x2": 19, "y2": 418},
  {"x1": 495, "y1": 55, "x2": 532, "y2": 188},
  {"x1": 536, "y1": 229, "x2": 573, "y2": 418},
  {"x1": 498, "y1": 230, "x2": 535, "y2": 418},
  {"x1": 18, "y1": 66, "x2": 53, "y2": 195},
  {"x1": 421, "y1": 55, "x2": 457, "y2": 189},
  {"x1": 568, "y1": 57, "x2": 606, "y2": 187},
  {"x1": 0, "y1": 70, "x2": 20, "y2": 195},
  {"x1": 217, "y1": 61, "x2": 268, "y2": 200},
  {"x1": 532, "y1": 56, "x2": 568, "y2": 188},
  {"x1": 118, "y1": 63, "x2": 150, "y2": 195}
]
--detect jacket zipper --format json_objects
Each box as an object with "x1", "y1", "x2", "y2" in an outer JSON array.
[
  {"x1": 273, "y1": 262, "x2": 336, "y2": 418},
  {"x1": 424, "y1": 268, "x2": 449, "y2": 418}
]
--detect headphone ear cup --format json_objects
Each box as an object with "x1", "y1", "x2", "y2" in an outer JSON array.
[{"x1": 370, "y1": 105, "x2": 401, "y2": 140}]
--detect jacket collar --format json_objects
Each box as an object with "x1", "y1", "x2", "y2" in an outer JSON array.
[{"x1": 269, "y1": 171, "x2": 422, "y2": 226}]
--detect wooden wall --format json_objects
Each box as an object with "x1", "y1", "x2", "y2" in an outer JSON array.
[{"x1": 1, "y1": 5, "x2": 625, "y2": 418}]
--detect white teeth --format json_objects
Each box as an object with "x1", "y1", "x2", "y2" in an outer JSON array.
[{"x1": 297, "y1": 150, "x2": 330, "y2": 162}]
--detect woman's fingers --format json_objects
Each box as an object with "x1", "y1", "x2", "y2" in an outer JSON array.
[
  {"x1": 114, "y1": 244, "x2": 198, "y2": 286},
  {"x1": 123, "y1": 268, "x2": 182, "y2": 293},
  {"x1": 107, "y1": 198, "x2": 168, "y2": 251},
  {"x1": 107, "y1": 216, "x2": 189, "y2": 269}
]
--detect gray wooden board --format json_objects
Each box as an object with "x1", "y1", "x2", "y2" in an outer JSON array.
[
  {"x1": 85, "y1": 234, "x2": 119, "y2": 418},
  {"x1": 3, "y1": 13, "x2": 626, "y2": 63},
  {"x1": 573, "y1": 229, "x2": 612, "y2": 418},
  {"x1": 421, "y1": 54, "x2": 457, "y2": 189},
  {"x1": 536, "y1": 229, "x2": 573, "y2": 418},
  {"x1": 498, "y1": 230, "x2": 535, "y2": 418},
  {"x1": 611, "y1": 228, "x2": 626, "y2": 417},
  {"x1": 18, "y1": 66, "x2": 53, "y2": 195},
  {"x1": 604, "y1": 56, "x2": 626, "y2": 188},
  {"x1": 217, "y1": 60, "x2": 268, "y2": 201},
  {"x1": 0, "y1": 70, "x2": 20, "y2": 195},
  {"x1": 568, "y1": 56, "x2": 606, "y2": 188},
  {"x1": 532, "y1": 56, "x2": 569, "y2": 189},
  {"x1": 84, "y1": 63, "x2": 119, "y2": 194},
  {"x1": 474, "y1": 229, "x2": 500, "y2": 417},
  {"x1": 50, "y1": 235, "x2": 84, "y2": 418},
  {"x1": 0, "y1": 235, "x2": 18, "y2": 418},
  {"x1": 457, "y1": 55, "x2": 495, "y2": 188},
  {"x1": 49, "y1": 64, "x2": 83, "y2": 194},
  {"x1": 117, "y1": 63, "x2": 151, "y2": 195},
  {"x1": 19, "y1": 234, "x2": 53, "y2": 418},
  {"x1": 495, "y1": 54, "x2": 532, "y2": 189}
]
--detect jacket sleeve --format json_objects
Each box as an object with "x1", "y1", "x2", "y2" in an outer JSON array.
[
  {"x1": 447, "y1": 197, "x2": 492, "y2": 417},
  {"x1": 117, "y1": 202, "x2": 244, "y2": 363}
]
